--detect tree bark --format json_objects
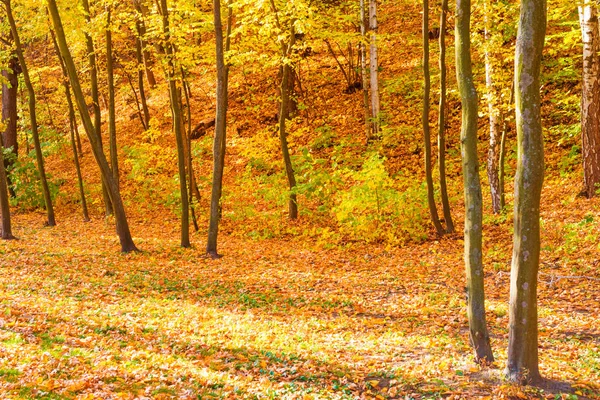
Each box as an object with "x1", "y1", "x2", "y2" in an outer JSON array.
[
  {"x1": 2, "y1": 53, "x2": 19, "y2": 197},
  {"x1": 579, "y1": 3, "x2": 600, "y2": 197},
  {"x1": 106, "y1": 7, "x2": 119, "y2": 187},
  {"x1": 133, "y1": 0, "x2": 156, "y2": 88},
  {"x1": 135, "y1": 34, "x2": 151, "y2": 130},
  {"x1": 0, "y1": 135, "x2": 14, "y2": 239},
  {"x1": 47, "y1": 0, "x2": 138, "y2": 252},
  {"x1": 438, "y1": 0, "x2": 454, "y2": 233},
  {"x1": 360, "y1": 0, "x2": 371, "y2": 141},
  {"x1": 207, "y1": 0, "x2": 230, "y2": 257},
  {"x1": 368, "y1": 0, "x2": 380, "y2": 135},
  {"x1": 4, "y1": 0, "x2": 56, "y2": 227},
  {"x1": 455, "y1": 0, "x2": 494, "y2": 364},
  {"x1": 82, "y1": 0, "x2": 112, "y2": 216},
  {"x1": 50, "y1": 27, "x2": 90, "y2": 222},
  {"x1": 506, "y1": 0, "x2": 546, "y2": 384},
  {"x1": 423, "y1": 0, "x2": 444, "y2": 235},
  {"x1": 159, "y1": 0, "x2": 190, "y2": 248}
]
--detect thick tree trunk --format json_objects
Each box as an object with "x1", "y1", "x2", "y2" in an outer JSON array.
[
  {"x1": 423, "y1": 0, "x2": 444, "y2": 235},
  {"x1": 159, "y1": 0, "x2": 190, "y2": 248},
  {"x1": 455, "y1": 0, "x2": 494, "y2": 364},
  {"x1": 438, "y1": 0, "x2": 454, "y2": 233},
  {"x1": 47, "y1": 0, "x2": 138, "y2": 252},
  {"x1": 506, "y1": 0, "x2": 546, "y2": 384},
  {"x1": 207, "y1": 0, "x2": 230, "y2": 257},
  {"x1": 106, "y1": 8, "x2": 119, "y2": 186},
  {"x1": 82, "y1": 0, "x2": 112, "y2": 216},
  {"x1": 4, "y1": 0, "x2": 56, "y2": 227},
  {"x1": 2, "y1": 54, "x2": 19, "y2": 197},
  {"x1": 579, "y1": 4, "x2": 600, "y2": 197},
  {"x1": 0, "y1": 135, "x2": 14, "y2": 239},
  {"x1": 368, "y1": 0, "x2": 380, "y2": 135}
]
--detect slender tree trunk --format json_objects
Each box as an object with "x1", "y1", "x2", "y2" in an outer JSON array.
[
  {"x1": 47, "y1": 0, "x2": 138, "y2": 252},
  {"x1": 50, "y1": 27, "x2": 90, "y2": 222},
  {"x1": 368, "y1": 0, "x2": 380, "y2": 135},
  {"x1": 4, "y1": 0, "x2": 56, "y2": 227},
  {"x1": 499, "y1": 84, "x2": 514, "y2": 211},
  {"x1": 159, "y1": 0, "x2": 190, "y2": 248},
  {"x1": 438, "y1": 0, "x2": 454, "y2": 233},
  {"x1": 579, "y1": 3, "x2": 600, "y2": 197},
  {"x1": 506, "y1": 0, "x2": 546, "y2": 384},
  {"x1": 423, "y1": 0, "x2": 444, "y2": 235},
  {"x1": 82, "y1": 0, "x2": 112, "y2": 216},
  {"x1": 207, "y1": 0, "x2": 230, "y2": 257},
  {"x1": 135, "y1": 35, "x2": 151, "y2": 129},
  {"x1": 0, "y1": 135, "x2": 14, "y2": 239},
  {"x1": 483, "y1": 0, "x2": 502, "y2": 213},
  {"x1": 133, "y1": 0, "x2": 156, "y2": 88},
  {"x1": 456, "y1": 0, "x2": 494, "y2": 363},
  {"x1": 1, "y1": 54, "x2": 19, "y2": 197},
  {"x1": 279, "y1": 52, "x2": 298, "y2": 219},
  {"x1": 106, "y1": 7, "x2": 119, "y2": 186},
  {"x1": 180, "y1": 80, "x2": 199, "y2": 232},
  {"x1": 360, "y1": 0, "x2": 371, "y2": 141}
]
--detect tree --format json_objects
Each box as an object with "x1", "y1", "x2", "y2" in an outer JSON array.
[
  {"x1": 207, "y1": 0, "x2": 230, "y2": 257},
  {"x1": 47, "y1": 0, "x2": 138, "y2": 253},
  {"x1": 106, "y1": 5, "x2": 119, "y2": 186},
  {"x1": 158, "y1": 0, "x2": 190, "y2": 248},
  {"x1": 368, "y1": 0, "x2": 380, "y2": 135},
  {"x1": 455, "y1": 0, "x2": 494, "y2": 363},
  {"x1": 506, "y1": 0, "x2": 546, "y2": 384},
  {"x1": 578, "y1": 2, "x2": 600, "y2": 198},
  {"x1": 438, "y1": 0, "x2": 454, "y2": 233},
  {"x1": 423, "y1": 0, "x2": 444, "y2": 235},
  {"x1": 1, "y1": 53, "x2": 18, "y2": 197},
  {"x1": 3, "y1": 0, "x2": 56, "y2": 227},
  {"x1": 0, "y1": 135, "x2": 14, "y2": 239}
]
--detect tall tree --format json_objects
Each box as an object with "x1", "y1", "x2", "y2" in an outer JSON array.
[
  {"x1": 1, "y1": 53, "x2": 19, "y2": 197},
  {"x1": 207, "y1": 0, "x2": 230, "y2": 257},
  {"x1": 0, "y1": 135, "x2": 14, "y2": 239},
  {"x1": 106, "y1": 6, "x2": 119, "y2": 186},
  {"x1": 82, "y1": 0, "x2": 112, "y2": 215},
  {"x1": 456, "y1": 0, "x2": 494, "y2": 363},
  {"x1": 159, "y1": 0, "x2": 190, "y2": 248},
  {"x1": 423, "y1": 0, "x2": 444, "y2": 235},
  {"x1": 132, "y1": 0, "x2": 156, "y2": 88},
  {"x1": 368, "y1": 0, "x2": 380, "y2": 135},
  {"x1": 438, "y1": 0, "x2": 454, "y2": 233},
  {"x1": 3, "y1": 0, "x2": 56, "y2": 226},
  {"x1": 359, "y1": 0, "x2": 370, "y2": 140},
  {"x1": 47, "y1": 0, "x2": 138, "y2": 252},
  {"x1": 578, "y1": 2, "x2": 600, "y2": 198},
  {"x1": 506, "y1": 0, "x2": 546, "y2": 384}
]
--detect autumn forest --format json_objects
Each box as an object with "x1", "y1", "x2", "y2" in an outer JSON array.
[{"x1": 0, "y1": 0, "x2": 599, "y2": 398}]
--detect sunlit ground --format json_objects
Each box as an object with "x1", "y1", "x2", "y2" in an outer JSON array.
[{"x1": 0, "y1": 212, "x2": 598, "y2": 399}]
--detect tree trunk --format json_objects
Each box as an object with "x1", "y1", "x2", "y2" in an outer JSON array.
[
  {"x1": 455, "y1": 0, "x2": 494, "y2": 363},
  {"x1": 135, "y1": 35, "x2": 151, "y2": 130},
  {"x1": 506, "y1": 0, "x2": 546, "y2": 384},
  {"x1": 279, "y1": 55, "x2": 298, "y2": 220},
  {"x1": 438, "y1": 0, "x2": 454, "y2": 233},
  {"x1": 133, "y1": 0, "x2": 156, "y2": 88},
  {"x1": 207, "y1": 0, "x2": 230, "y2": 257},
  {"x1": 483, "y1": 0, "x2": 502, "y2": 213},
  {"x1": 82, "y1": 0, "x2": 112, "y2": 216},
  {"x1": 50, "y1": 27, "x2": 90, "y2": 222},
  {"x1": 1, "y1": 54, "x2": 19, "y2": 197},
  {"x1": 579, "y1": 3, "x2": 600, "y2": 197},
  {"x1": 0, "y1": 135, "x2": 14, "y2": 239},
  {"x1": 368, "y1": 0, "x2": 380, "y2": 135},
  {"x1": 423, "y1": 0, "x2": 444, "y2": 235},
  {"x1": 159, "y1": 0, "x2": 190, "y2": 248},
  {"x1": 47, "y1": 0, "x2": 138, "y2": 253},
  {"x1": 360, "y1": 0, "x2": 371, "y2": 141},
  {"x1": 106, "y1": 7, "x2": 119, "y2": 186},
  {"x1": 4, "y1": 0, "x2": 56, "y2": 227}
]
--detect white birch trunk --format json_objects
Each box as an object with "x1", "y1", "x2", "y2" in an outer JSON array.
[{"x1": 369, "y1": 0, "x2": 380, "y2": 135}]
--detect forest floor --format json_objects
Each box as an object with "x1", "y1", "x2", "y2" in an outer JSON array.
[{"x1": 0, "y1": 203, "x2": 599, "y2": 399}]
